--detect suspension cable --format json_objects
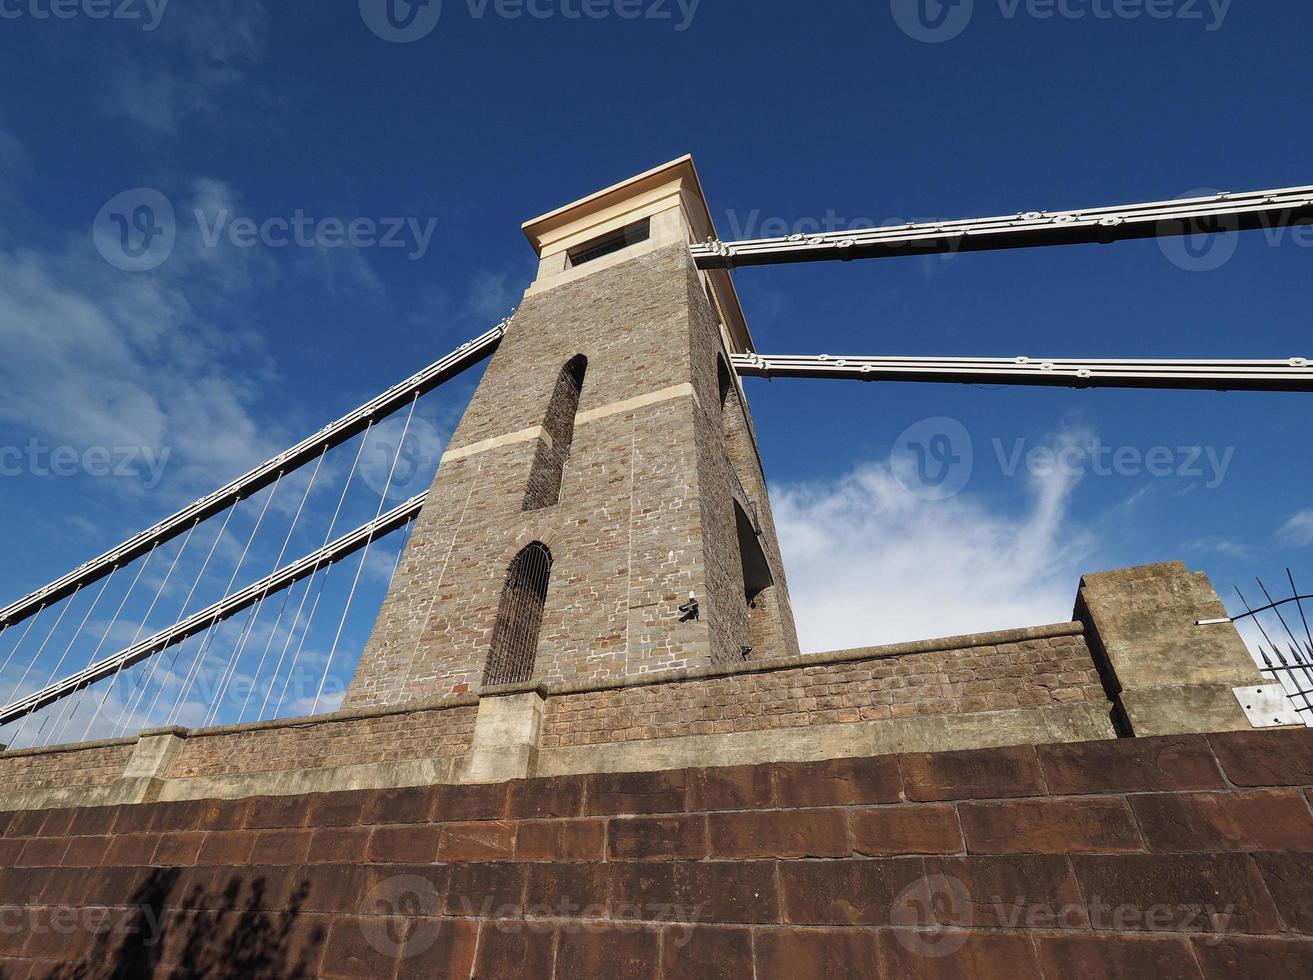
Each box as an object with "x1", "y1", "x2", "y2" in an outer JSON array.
[
  {"x1": 80, "y1": 541, "x2": 161, "y2": 742},
  {"x1": 237, "y1": 447, "x2": 329, "y2": 724},
  {"x1": 274, "y1": 421, "x2": 376, "y2": 717},
  {"x1": 312, "y1": 395, "x2": 418, "y2": 715},
  {"x1": 167, "y1": 475, "x2": 283, "y2": 730}
]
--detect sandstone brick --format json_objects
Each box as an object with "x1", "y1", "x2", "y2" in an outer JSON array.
[
  {"x1": 851, "y1": 804, "x2": 963, "y2": 856},
  {"x1": 556, "y1": 925, "x2": 661, "y2": 980},
  {"x1": 60, "y1": 835, "x2": 111, "y2": 868},
  {"x1": 152, "y1": 831, "x2": 207, "y2": 867},
  {"x1": 879, "y1": 929, "x2": 1044, "y2": 979},
  {"x1": 1034, "y1": 933, "x2": 1203, "y2": 980},
  {"x1": 1209, "y1": 730, "x2": 1313, "y2": 787},
  {"x1": 15, "y1": 835, "x2": 72, "y2": 868},
  {"x1": 522, "y1": 862, "x2": 609, "y2": 919},
  {"x1": 1250, "y1": 852, "x2": 1313, "y2": 934},
  {"x1": 197, "y1": 831, "x2": 256, "y2": 866},
  {"x1": 306, "y1": 827, "x2": 372, "y2": 865},
  {"x1": 901, "y1": 745, "x2": 1046, "y2": 802},
  {"x1": 30, "y1": 808, "x2": 75, "y2": 838},
  {"x1": 687, "y1": 764, "x2": 774, "y2": 812},
  {"x1": 611, "y1": 862, "x2": 779, "y2": 925},
  {"x1": 1193, "y1": 937, "x2": 1313, "y2": 979},
  {"x1": 780, "y1": 858, "x2": 927, "y2": 925},
  {"x1": 361, "y1": 786, "x2": 438, "y2": 827},
  {"x1": 320, "y1": 916, "x2": 405, "y2": 979},
  {"x1": 507, "y1": 776, "x2": 586, "y2": 819},
  {"x1": 1131, "y1": 791, "x2": 1313, "y2": 852},
  {"x1": 306, "y1": 791, "x2": 371, "y2": 828},
  {"x1": 925, "y1": 855, "x2": 1089, "y2": 930},
  {"x1": 299, "y1": 865, "x2": 371, "y2": 915},
  {"x1": 437, "y1": 821, "x2": 515, "y2": 862},
  {"x1": 755, "y1": 927, "x2": 880, "y2": 980},
  {"x1": 249, "y1": 829, "x2": 313, "y2": 866},
  {"x1": 243, "y1": 795, "x2": 312, "y2": 830},
  {"x1": 445, "y1": 863, "x2": 525, "y2": 918},
  {"x1": 608, "y1": 815, "x2": 707, "y2": 861},
  {"x1": 1071, "y1": 854, "x2": 1282, "y2": 935},
  {"x1": 587, "y1": 769, "x2": 688, "y2": 815},
  {"x1": 708, "y1": 809, "x2": 848, "y2": 859},
  {"x1": 1038, "y1": 736, "x2": 1224, "y2": 794},
  {"x1": 472, "y1": 922, "x2": 556, "y2": 979},
  {"x1": 771, "y1": 756, "x2": 901, "y2": 807},
  {"x1": 513, "y1": 819, "x2": 605, "y2": 863},
  {"x1": 368, "y1": 825, "x2": 441, "y2": 865},
  {"x1": 662, "y1": 924, "x2": 753, "y2": 980},
  {"x1": 960, "y1": 798, "x2": 1143, "y2": 854},
  {"x1": 394, "y1": 918, "x2": 479, "y2": 980},
  {"x1": 433, "y1": 782, "x2": 509, "y2": 823}
]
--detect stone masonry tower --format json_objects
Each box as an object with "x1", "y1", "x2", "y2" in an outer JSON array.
[{"x1": 347, "y1": 157, "x2": 800, "y2": 719}]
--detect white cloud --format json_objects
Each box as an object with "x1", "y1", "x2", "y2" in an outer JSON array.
[
  {"x1": 1281, "y1": 511, "x2": 1313, "y2": 547},
  {"x1": 0, "y1": 181, "x2": 280, "y2": 498},
  {"x1": 773, "y1": 432, "x2": 1097, "y2": 653}
]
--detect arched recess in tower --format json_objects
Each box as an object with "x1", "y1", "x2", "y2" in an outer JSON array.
[
  {"x1": 524, "y1": 355, "x2": 588, "y2": 512},
  {"x1": 484, "y1": 542, "x2": 554, "y2": 687},
  {"x1": 718, "y1": 356, "x2": 778, "y2": 659}
]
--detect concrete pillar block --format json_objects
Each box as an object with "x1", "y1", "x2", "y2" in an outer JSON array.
[
  {"x1": 117, "y1": 727, "x2": 190, "y2": 802},
  {"x1": 462, "y1": 693, "x2": 545, "y2": 784},
  {"x1": 1075, "y1": 562, "x2": 1297, "y2": 737}
]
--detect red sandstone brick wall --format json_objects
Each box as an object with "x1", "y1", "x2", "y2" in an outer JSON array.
[
  {"x1": 2, "y1": 729, "x2": 1312, "y2": 978},
  {"x1": 543, "y1": 633, "x2": 1104, "y2": 747},
  {"x1": 164, "y1": 705, "x2": 478, "y2": 781},
  {"x1": 0, "y1": 742, "x2": 134, "y2": 794}
]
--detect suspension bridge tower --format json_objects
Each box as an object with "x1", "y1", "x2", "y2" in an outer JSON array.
[{"x1": 346, "y1": 158, "x2": 799, "y2": 733}]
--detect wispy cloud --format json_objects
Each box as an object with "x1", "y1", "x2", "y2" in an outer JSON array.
[
  {"x1": 0, "y1": 181, "x2": 280, "y2": 498},
  {"x1": 1282, "y1": 511, "x2": 1313, "y2": 547},
  {"x1": 773, "y1": 430, "x2": 1097, "y2": 653}
]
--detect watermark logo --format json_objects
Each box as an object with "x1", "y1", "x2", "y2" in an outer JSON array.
[
  {"x1": 359, "y1": 875, "x2": 442, "y2": 958},
  {"x1": 359, "y1": 0, "x2": 444, "y2": 43},
  {"x1": 890, "y1": 420, "x2": 1236, "y2": 500},
  {"x1": 891, "y1": 874, "x2": 973, "y2": 958},
  {"x1": 0, "y1": 0, "x2": 170, "y2": 31},
  {"x1": 994, "y1": 436, "x2": 1235, "y2": 489},
  {"x1": 93, "y1": 188, "x2": 176, "y2": 273},
  {"x1": 891, "y1": 0, "x2": 974, "y2": 43},
  {"x1": 893, "y1": 0, "x2": 1231, "y2": 43},
  {"x1": 892, "y1": 417, "x2": 974, "y2": 501},
  {"x1": 1157, "y1": 187, "x2": 1241, "y2": 273},
  {"x1": 94, "y1": 188, "x2": 440, "y2": 271},
  {"x1": 361, "y1": 417, "x2": 443, "y2": 500},
  {"x1": 0, "y1": 439, "x2": 172, "y2": 490},
  {"x1": 361, "y1": 0, "x2": 702, "y2": 43}
]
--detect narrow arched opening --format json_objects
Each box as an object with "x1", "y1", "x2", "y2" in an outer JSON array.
[
  {"x1": 484, "y1": 542, "x2": 554, "y2": 687},
  {"x1": 524, "y1": 355, "x2": 588, "y2": 512}
]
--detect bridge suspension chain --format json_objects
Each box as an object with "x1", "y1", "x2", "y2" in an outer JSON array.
[
  {"x1": 733, "y1": 353, "x2": 1313, "y2": 392},
  {"x1": 693, "y1": 184, "x2": 1313, "y2": 270}
]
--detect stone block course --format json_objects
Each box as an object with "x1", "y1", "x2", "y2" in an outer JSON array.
[
  {"x1": 1037, "y1": 735, "x2": 1225, "y2": 794},
  {"x1": 0, "y1": 729, "x2": 1310, "y2": 976},
  {"x1": 959, "y1": 798, "x2": 1144, "y2": 854},
  {"x1": 1130, "y1": 790, "x2": 1313, "y2": 852},
  {"x1": 901, "y1": 744, "x2": 1047, "y2": 801}
]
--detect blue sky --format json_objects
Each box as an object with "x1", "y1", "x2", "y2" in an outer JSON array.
[{"x1": 0, "y1": 0, "x2": 1310, "y2": 741}]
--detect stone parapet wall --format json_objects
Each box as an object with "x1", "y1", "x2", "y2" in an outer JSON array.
[
  {"x1": 542, "y1": 626, "x2": 1104, "y2": 749},
  {"x1": 164, "y1": 703, "x2": 480, "y2": 781},
  {"x1": 0, "y1": 624, "x2": 1115, "y2": 811},
  {"x1": 0, "y1": 729, "x2": 1312, "y2": 977},
  {"x1": 0, "y1": 624, "x2": 1106, "y2": 810},
  {"x1": 0, "y1": 741, "x2": 135, "y2": 794}
]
